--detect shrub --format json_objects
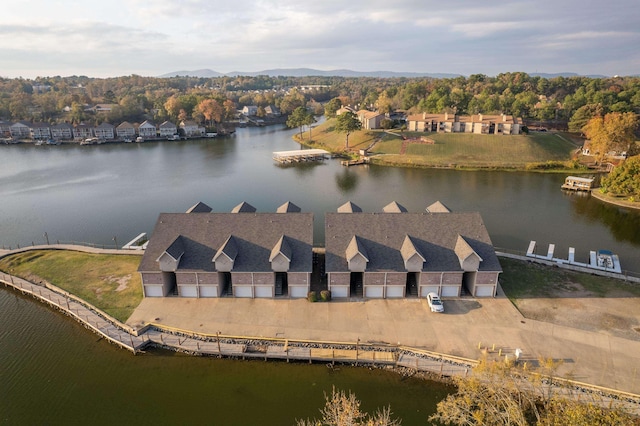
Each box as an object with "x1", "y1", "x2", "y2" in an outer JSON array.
[
  {"x1": 320, "y1": 290, "x2": 331, "y2": 302},
  {"x1": 307, "y1": 291, "x2": 317, "y2": 302}
]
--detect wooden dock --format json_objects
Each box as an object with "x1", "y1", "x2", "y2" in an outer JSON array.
[
  {"x1": 273, "y1": 149, "x2": 329, "y2": 164},
  {"x1": 341, "y1": 157, "x2": 370, "y2": 167}
]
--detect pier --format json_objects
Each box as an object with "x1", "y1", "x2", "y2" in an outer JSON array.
[
  {"x1": 272, "y1": 149, "x2": 329, "y2": 164},
  {"x1": 525, "y1": 241, "x2": 622, "y2": 274}
]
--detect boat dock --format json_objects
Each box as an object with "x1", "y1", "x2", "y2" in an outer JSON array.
[
  {"x1": 341, "y1": 157, "x2": 371, "y2": 167},
  {"x1": 273, "y1": 149, "x2": 329, "y2": 164},
  {"x1": 526, "y1": 241, "x2": 622, "y2": 273},
  {"x1": 561, "y1": 176, "x2": 594, "y2": 192}
]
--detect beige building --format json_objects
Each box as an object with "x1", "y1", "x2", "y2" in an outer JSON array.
[{"x1": 407, "y1": 112, "x2": 522, "y2": 135}]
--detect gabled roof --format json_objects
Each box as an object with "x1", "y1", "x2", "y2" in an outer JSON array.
[
  {"x1": 214, "y1": 235, "x2": 238, "y2": 262},
  {"x1": 140, "y1": 120, "x2": 156, "y2": 128},
  {"x1": 95, "y1": 122, "x2": 114, "y2": 129},
  {"x1": 138, "y1": 212, "x2": 313, "y2": 273},
  {"x1": 269, "y1": 235, "x2": 292, "y2": 262},
  {"x1": 276, "y1": 201, "x2": 301, "y2": 213},
  {"x1": 454, "y1": 235, "x2": 483, "y2": 264},
  {"x1": 231, "y1": 201, "x2": 257, "y2": 213},
  {"x1": 337, "y1": 201, "x2": 362, "y2": 213},
  {"x1": 186, "y1": 201, "x2": 212, "y2": 213},
  {"x1": 157, "y1": 235, "x2": 185, "y2": 262},
  {"x1": 159, "y1": 120, "x2": 176, "y2": 128},
  {"x1": 426, "y1": 201, "x2": 451, "y2": 213},
  {"x1": 383, "y1": 201, "x2": 407, "y2": 213},
  {"x1": 116, "y1": 121, "x2": 135, "y2": 129},
  {"x1": 345, "y1": 235, "x2": 369, "y2": 262},
  {"x1": 400, "y1": 235, "x2": 426, "y2": 262}
]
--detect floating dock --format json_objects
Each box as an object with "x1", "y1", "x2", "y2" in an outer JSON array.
[
  {"x1": 561, "y1": 176, "x2": 594, "y2": 192},
  {"x1": 273, "y1": 149, "x2": 329, "y2": 164},
  {"x1": 526, "y1": 241, "x2": 622, "y2": 273}
]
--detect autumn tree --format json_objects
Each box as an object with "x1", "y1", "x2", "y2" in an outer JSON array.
[
  {"x1": 296, "y1": 387, "x2": 401, "y2": 426},
  {"x1": 196, "y1": 98, "x2": 223, "y2": 129},
  {"x1": 600, "y1": 155, "x2": 640, "y2": 199},
  {"x1": 582, "y1": 112, "x2": 639, "y2": 162},
  {"x1": 286, "y1": 106, "x2": 315, "y2": 141},
  {"x1": 164, "y1": 95, "x2": 183, "y2": 120},
  {"x1": 568, "y1": 103, "x2": 603, "y2": 133},
  {"x1": 334, "y1": 111, "x2": 362, "y2": 150}
]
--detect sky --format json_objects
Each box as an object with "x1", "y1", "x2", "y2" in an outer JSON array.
[{"x1": 1, "y1": 0, "x2": 639, "y2": 79}]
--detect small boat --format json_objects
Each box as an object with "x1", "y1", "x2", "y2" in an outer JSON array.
[
  {"x1": 596, "y1": 250, "x2": 615, "y2": 269},
  {"x1": 136, "y1": 136, "x2": 144, "y2": 143}
]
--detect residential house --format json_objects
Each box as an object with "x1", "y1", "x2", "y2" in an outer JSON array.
[
  {"x1": 92, "y1": 104, "x2": 117, "y2": 113},
  {"x1": 0, "y1": 120, "x2": 11, "y2": 138},
  {"x1": 94, "y1": 122, "x2": 115, "y2": 140},
  {"x1": 9, "y1": 121, "x2": 31, "y2": 139},
  {"x1": 242, "y1": 105, "x2": 258, "y2": 116},
  {"x1": 324, "y1": 202, "x2": 502, "y2": 299},
  {"x1": 264, "y1": 105, "x2": 280, "y2": 116},
  {"x1": 336, "y1": 106, "x2": 357, "y2": 115},
  {"x1": 179, "y1": 120, "x2": 204, "y2": 137},
  {"x1": 73, "y1": 123, "x2": 94, "y2": 140},
  {"x1": 356, "y1": 110, "x2": 385, "y2": 130},
  {"x1": 138, "y1": 202, "x2": 313, "y2": 299},
  {"x1": 116, "y1": 121, "x2": 136, "y2": 140},
  {"x1": 29, "y1": 122, "x2": 51, "y2": 140},
  {"x1": 158, "y1": 121, "x2": 177, "y2": 138},
  {"x1": 406, "y1": 112, "x2": 521, "y2": 135},
  {"x1": 138, "y1": 120, "x2": 157, "y2": 139},
  {"x1": 51, "y1": 123, "x2": 74, "y2": 140}
]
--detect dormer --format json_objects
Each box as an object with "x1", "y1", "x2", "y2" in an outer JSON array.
[
  {"x1": 269, "y1": 235, "x2": 292, "y2": 272},
  {"x1": 337, "y1": 201, "x2": 362, "y2": 213},
  {"x1": 455, "y1": 235, "x2": 483, "y2": 271},
  {"x1": 276, "y1": 201, "x2": 301, "y2": 213},
  {"x1": 426, "y1": 201, "x2": 451, "y2": 213},
  {"x1": 213, "y1": 235, "x2": 238, "y2": 272},
  {"x1": 345, "y1": 236, "x2": 369, "y2": 272},
  {"x1": 185, "y1": 201, "x2": 212, "y2": 213},
  {"x1": 156, "y1": 235, "x2": 185, "y2": 272},
  {"x1": 383, "y1": 201, "x2": 407, "y2": 213},
  {"x1": 400, "y1": 235, "x2": 425, "y2": 271},
  {"x1": 231, "y1": 201, "x2": 256, "y2": 213}
]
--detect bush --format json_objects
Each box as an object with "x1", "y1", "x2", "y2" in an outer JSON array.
[
  {"x1": 307, "y1": 291, "x2": 317, "y2": 302},
  {"x1": 320, "y1": 290, "x2": 331, "y2": 302}
]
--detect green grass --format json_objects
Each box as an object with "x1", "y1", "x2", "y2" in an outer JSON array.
[
  {"x1": 0, "y1": 250, "x2": 143, "y2": 322},
  {"x1": 298, "y1": 120, "x2": 579, "y2": 169},
  {"x1": 499, "y1": 257, "x2": 640, "y2": 300}
]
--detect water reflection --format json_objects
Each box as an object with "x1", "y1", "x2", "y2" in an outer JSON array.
[
  {"x1": 335, "y1": 168, "x2": 359, "y2": 194},
  {"x1": 570, "y1": 194, "x2": 640, "y2": 245}
]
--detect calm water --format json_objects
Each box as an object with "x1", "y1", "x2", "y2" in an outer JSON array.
[{"x1": 1, "y1": 124, "x2": 639, "y2": 423}]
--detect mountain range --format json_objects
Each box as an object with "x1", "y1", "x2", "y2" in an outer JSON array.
[{"x1": 158, "y1": 68, "x2": 608, "y2": 79}]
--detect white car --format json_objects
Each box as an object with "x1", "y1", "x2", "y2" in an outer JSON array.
[{"x1": 427, "y1": 292, "x2": 444, "y2": 313}]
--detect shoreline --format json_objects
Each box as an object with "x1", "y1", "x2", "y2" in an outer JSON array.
[{"x1": 590, "y1": 188, "x2": 640, "y2": 211}]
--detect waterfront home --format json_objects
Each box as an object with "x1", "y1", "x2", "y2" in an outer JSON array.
[
  {"x1": 357, "y1": 110, "x2": 385, "y2": 130},
  {"x1": 51, "y1": 122, "x2": 74, "y2": 140},
  {"x1": 407, "y1": 112, "x2": 521, "y2": 135},
  {"x1": 0, "y1": 120, "x2": 11, "y2": 137},
  {"x1": 179, "y1": 120, "x2": 204, "y2": 137},
  {"x1": 73, "y1": 123, "x2": 94, "y2": 140},
  {"x1": 242, "y1": 105, "x2": 258, "y2": 116},
  {"x1": 324, "y1": 202, "x2": 502, "y2": 298},
  {"x1": 116, "y1": 121, "x2": 136, "y2": 140},
  {"x1": 138, "y1": 202, "x2": 313, "y2": 299},
  {"x1": 29, "y1": 122, "x2": 51, "y2": 140},
  {"x1": 264, "y1": 105, "x2": 280, "y2": 117},
  {"x1": 158, "y1": 120, "x2": 177, "y2": 138},
  {"x1": 9, "y1": 121, "x2": 31, "y2": 139},
  {"x1": 138, "y1": 120, "x2": 157, "y2": 139},
  {"x1": 94, "y1": 122, "x2": 115, "y2": 140}
]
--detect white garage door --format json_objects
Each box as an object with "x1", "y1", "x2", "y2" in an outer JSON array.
[
  {"x1": 254, "y1": 286, "x2": 273, "y2": 298},
  {"x1": 365, "y1": 286, "x2": 384, "y2": 298},
  {"x1": 386, "y1": 286, "x2": 404, "y2": 298},
  {"x1": 290, "y1": 286, "x2": 308, "y2": 298},
  {"x1": 331, "y1": 286, "x2": 349, "y2": 298},
  {"x1": 475, "y1": 285, "x2": 495, "y2": 297},
  {"x1": 144, "y1": 285, "x2": 163, "y2": 297},
  {"x1": 420, "y1": 286, "x2": 439, "y2": 297},
  {"x1": 199, "y1": 286, "x2": 218, "y2": 298},
  {"x1": 179, "y1": 285, "x2": 198, "y2": 298},
  {"x1": 441, "y1": 286, "x2": 460, "y2": 297},
  {"x1": 234, "y1": 286, "x2": 253, "y2": 298}
]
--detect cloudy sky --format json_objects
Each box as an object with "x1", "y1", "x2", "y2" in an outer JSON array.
[{"x1": 1, "y1": 0, "x2": 638, "y2": 78}]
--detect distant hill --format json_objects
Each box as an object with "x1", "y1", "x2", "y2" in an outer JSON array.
[
  {"x1": 158, "y1": 68, "x2": 461, "y2": 79},
  {"x1": 529, "y1": 72, "x2": 608, "y2": 79}
]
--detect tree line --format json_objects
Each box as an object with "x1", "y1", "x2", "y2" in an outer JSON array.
[{"x1": 1, "y1": 73, "x2": 639, "y2": 132}]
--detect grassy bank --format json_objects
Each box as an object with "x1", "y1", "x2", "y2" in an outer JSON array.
[
  {"x1": 298, "y1": 119, "x2": 582, "y2": 170},
  {"x1": 0, "y1": 250, "x2": 142, "y2": 322}
]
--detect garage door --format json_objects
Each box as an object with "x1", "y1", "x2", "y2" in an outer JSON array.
[
  {"x1": 199, "y1": 286, "x2": 218, "y2": 298},
  {"x1": 179, "y1": 285, "x2": 198, "y2": 298},
  {"x1": 144, "y1": 285, "x2": 163, "y2": 297},
  {"x1": 234, "y1": 286, "x2": 253, "y2": 298},
  {"x1": 365, "y1": 286, "x2": 384, "y2": 298},
  {"x1": 420, "y1": 286, "x2": 439, "y2": 297},
  {"x1": 386, "y1": 286, "x2": 404, "y2": 298},
  {"x1": 290, "y1": 286, "x2": 308, "y2": 298},
  {"x1": 254, "y1": 286, "x2": 273, "y2": 298},
  {"x1": 330, "y1": 286, "x2": 349, "y2": 298},
  {"x1": 441, "y1": 286, "x2": 460, "y2": 297},
  {"x1": 475, "y1": 285, "x2": 495, "y2": 297}
]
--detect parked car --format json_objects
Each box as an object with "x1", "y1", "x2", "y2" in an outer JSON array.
[{"x1": 427, "y1": 292, "x2": 444, "y2": 313}]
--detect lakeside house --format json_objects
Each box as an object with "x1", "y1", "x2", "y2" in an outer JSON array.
[
  {"x1": 407, "y1": 112, "x2": 522, "y2": 135},
  {"x1": 138, "y1": 120, "x2": 157, "y2": 139},
  {"x1": 94, "y1": 122, "x2": 115, "y2": 140},
  {"x1": 325, "y1": 201, "x2": 502, "y2": 298},
  {"x1": 138, "y1": 202, "x2": 314, "y2": 298},
  {"x1": 139, "y1": 201, "x2": 502, "y2": 299},
  {"x1": 116, "y1": 121, "x2": 136, "y2": 140},
  {"x1": 51, "y1": 122, "x2": 74, "y2": 140},
  {"x1": 158, "y1": 120, "x2": 177, "y2": 138},
  {"x1": 73, "y1": 123, "x2": 94, "y2": 140}
]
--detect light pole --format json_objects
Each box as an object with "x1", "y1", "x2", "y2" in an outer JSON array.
[
  {"x1": 44, "y1": 232, "x2": 49, "y2": 245},
  {"x1": 216, "y1": 331, "x2": 221, "y2": 354},
  {"x1": 112, "y1": 236, "x2": 118, "y2": 250}
]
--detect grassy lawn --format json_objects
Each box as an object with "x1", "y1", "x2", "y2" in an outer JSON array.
[
  {"x1": 0, "y1": 250, "x2": 143, "y2": 322},
  {"x1": 499, "y1": 257, "x2": 640, "y2": 300},
  {"x1": 298, "y1": 119, "x2": 580, "y2": 169}
]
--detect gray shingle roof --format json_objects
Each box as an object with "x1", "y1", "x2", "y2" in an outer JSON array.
[
  {"x1": 231, "y1": 201, "x2": 257, "y2": 213},
  {"x1": 186, "y1": 201, "x2": 213, "y2": 213},
  {"x1": 426, "y1": 201, "x2": 452, "y2": 213},
  {"x1": 455, "y1": 235, "x2": 482, "y2": 266},
  {"x1": 325, "y1": 212, "x2": 501, "y2": 273},
  {"x1": 276, "y1": 201, "x2": 301, "y2": 213},
  {"x1": 337, "y1": 201, "x2": 362, "y2": 213},
  {"x1": 269, "y1": 235, "x2": 292, "y2": 262},
  {"x1": 383, "y1": 201, "x2": 408, "y2": 213},
  {"x1": 345, "y1": 236, "x2": 369, "y2": 262},
  {"x1": 138, "y1": 212, "x2": 313, "y2": 273}
]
